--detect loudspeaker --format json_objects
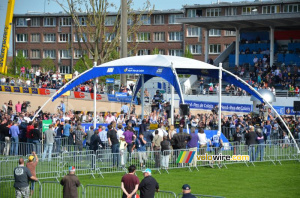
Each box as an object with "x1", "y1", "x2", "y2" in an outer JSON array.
[
  {"x1": 294, "y1": 101, "x2": 300, "y2": 111},
  {"x1": 180, "y1": 104, "x2": 190, "y2": 116}
]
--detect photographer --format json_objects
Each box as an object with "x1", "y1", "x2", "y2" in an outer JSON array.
[{"x1": 256, "y1": 103, "x2": 266, "y2": 120}]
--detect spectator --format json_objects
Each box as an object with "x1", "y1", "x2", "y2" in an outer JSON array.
[
  {"x1": 15, "y1": 101, "x2": 22, "y2": 113},
  {"x1": 2, "y1": 102, "x2": 7, "y2": 113},
  {"x1": 107, "y1": 123, "x2": 120, "y2": 167},
  {"x1": 21, "y1": 101, "x2": 28, "y2": 113},
  {"x1": 26, "y1": 151, "x2": 39, "y2": 197},
  {"x1": 233, "y1": 127, "x2": 242, "y2": 155},
  {"x1": 152, "y1": 130, "x2": 163, "y2": 168},
  {"x1": 31, "y1": 122, "x2": 42, "y2": 154},
  {"x1": 121, "y1": 103, "x2": 129, "y2": 114},
  {"x1": 14, "y1": 158, "x2": 38, "y2": 198},
  {"x1": 256, "y1": 128, "x2": 264, "y2": 161},
  {"x1": 138, "y1": 169, "x2": 159, "y2": 198},
  {"x1": 60, "y1": 166, "x2": 81, "y2": 198},
  {"x1": 7, "y1": 100, "x2": 13, "y2": 114},
  {"x1": 132, "y1": 133, "x2": 147, "y2": 167},
  {"x1": 187, "y1": 127, "x2": 199, "y2": 167},
  {"x1": 161, "y1": 135, "x2": 170, "y2": 170},
  {"x1": 73, "y1": 125, "x2": 86, "y2": 151},
  {"x1": 105, "y1": 112, "x2": 116, "y2": 124},
  {"x1": 20, "y1": 66, "x2": 25, "y2": 77},
  {"x1": 99, "y1": 125, "x2": 107, "y2": 142},
  {"x1": 181, "y1": 184, "x2": 196, "y2": 198},
  {"x1": 9, "y1": 121, "x2": 20, "y2": 156},
  {"x1": 245, "y1": 126, "x2": 257, "y2": 162},
  {"x1": 121, "y1": 165, "x2": 140, "y2": 198},
  {"x1": 86, "y1": 126, "x2": 94, "y2": 147},
  {"x1": 42, "y1": 124, "x2": 56, "y2": 161},
  {"x1": 199, "y1": 77, "x2": 204, "y2": 94}
]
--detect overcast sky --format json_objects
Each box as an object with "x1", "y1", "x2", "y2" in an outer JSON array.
[{"x1": 1, "y1": 0, "x2": 251, "y2": 56}]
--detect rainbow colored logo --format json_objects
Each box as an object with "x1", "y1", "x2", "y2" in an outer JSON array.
[{"x1": 176, "y1": 151, "x2": 196, "y2": 163}]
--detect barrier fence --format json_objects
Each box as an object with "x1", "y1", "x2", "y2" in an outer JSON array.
[{"x1": 1, "y1": 141, "x2": 300, "y2": 181}]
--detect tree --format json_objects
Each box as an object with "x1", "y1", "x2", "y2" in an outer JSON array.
[
  {"x1": 53, "y1": 0, "x2": 152, "y2": 69},
  {"x1": 73, "y1": 54, "x2": 93, "y2": 73},
  {"x1": 184, "y1": 46, "x2": 193, "y2": 59},
  {"x1": 40, "y1": 57, "x2": 56, "y2": 72},
  {"x1": 8, "y1": 51, "x2": 31, "y2": 75},
  {"x1": 151, "y1": 48, "x2": 159, "y2": 55}
]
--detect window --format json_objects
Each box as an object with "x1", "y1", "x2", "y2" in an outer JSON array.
[
  {"x1": 168, "y1": 14, "x2": 183, "y2": 24},
  {"x1": 169, "y1": 49, "x2": 183, "y2": 56},
  {"x1": 262, "y1": 5, "x2": 280, "y2": 14},
  {"x1": 16, "y1": 18, "x2": 27, "y2": 27},
  {"x1": 59, "y1": 66, "x2": 71, "y2": 74},
  {"x1": 44, "y1": 17, "x2": 56, "y2": 26},
  {"x1": 168, "y1": 32, "x2": 183, "y2": 41},
  {"x1": 127, "y1": 34, "x2": 133, "y2": 42},
  {"x1": 60, "y1": 17, "x2": 72, "y2": 26},
  {"x1": 79, "y1": 17, "x2": 87, "y2": 26},
  {"x1": 74, "y1": 49, "x2": 87, "y2": 59},
  {"x1": 137, "y1": 49, "x2": 151, "y2": 56},
  {"x1": 16, "y1": 34, "x2": 28, "y2": 42},
  {"x1": 209, "y1": 44, "x2": 221, "y2": 54},
  {"x1": 105, "y1": 32, "x2": 116, "y2": 42},
  {"x1": 43, "y1": 50, "x2": 56, "y2": 59},
  {"x1": 283, "y1": 4, "x2": 300, "y2": 13},
  {"x1": 157, "y1": 49, "x2": 165, "y2": 55},
  {"x1": 187, "y1": 27, "x2": 200, "y2": 37},
  {"x1": 137, "y1": 32, "x2": 150, "y2": 42},
  {"x1": 44, "y1": 33, "x2": 56, "y2": 42},
  {"x1": 154, "y1": 15, "x2": 164, "y2": 24},
  {"x1": 59, "y1": 34, "x2": 71, "y2": 42},
  {"x1": 224, "y1": 44, "x2": 231, "y2": 49},
  {"x1": 31, "y1": 34, "x2": 40, "y2": 42},
  {"x1": 74, "y1": 33, "x2": 87, "y2": 42},
  {"x1": 206, "y1": 8, "x2": 221, "y2": 17},
  {"x1": 139, "y1": 15, "x2": 151, "y2": 25},
  {"x1": 153, "y1": 32, "x2": 165, "y2": 42},
  {"x1": 59, "y1": 50, "x2": 71, "y2": 59},
  {"x1": 189, "y1": 45, "x2": 202, "y2": 54},
  {"x1": 225, "y1": 7, "x2": 237, "y2": 16},
  {"x1": 105, "y1": 16, "x2": 117, "y2": 26},
  {"x1": 224, "y1": 30, "x2": 236, "y2": 36},
  {"x1": 31, "y1": 50, "x2": 40, "y2": 59},
  {"x1": 209, "y1": 29, "x2": 221, "y2": 36},
  {"x1": 31, "y1": 18, "x2": 40, "y2": 27},
  {"x1": 16, "y1": 50, "x2": 28, "y2": 58},
  {"x1": 127, "y1": 17, "x2": 133, "y2": 25},
  {"x1": 242, "y1": 7, "x2": 258, "y2": 15}
]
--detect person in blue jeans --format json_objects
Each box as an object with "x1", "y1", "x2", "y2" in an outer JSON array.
[
  {"x1": 31, "y1": 123, "x2": 42, "y2": 155},
  {"x1": 245, "y1": 126, "x2": 257, "y2": 162},
  {"x1": 9, "y1": 121, "x2": 20, "y2": 156},
  {"x1": 255, "y1": 128, "x2": 264, "y2": 161},
  {"x1": 107, "y1": 123, "x2": 119, "y2": 167},
  {"x1": 42, "y1": 124, "x2": 56, "y2": 161}
]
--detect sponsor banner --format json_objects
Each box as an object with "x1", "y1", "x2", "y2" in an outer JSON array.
[
  {"x1": 284, "y1": 106, "x2": 296, "y2": 115},
  {"x1": 42, "y1": 119, "x2": 52, "y2": 133},
  {"x1": 106, "y1": 78, "x2": 115, "y2": 83},
  {"x1": 31, "y1": 87, "x2": 39, "y2": 94},
  {"x1": 273, "y1": 106, "x2": 285, "y2": 115},
  {"x1": 108, "y1": 94, "x2": 136, "y2": 104},
  {"x1": 81, "y1": 123, "x2": 126, "y2": 132},
  {"x1": 64, "y1": 74, "x2": 73, "y2": 80},
  {"x1": 115, "y1": 92, "x2": 128, "y2": 97},
  {"x1": 13, "y1": 86, "x2": 21, "y2": 93},
  {"x1": 185, "y1": 100, "x2": 252, "y2": 113},
  {"x1": 39, "y1": 88, "x2": 51, "y2": 95},
  {"x1": 62, "y1": 91, "x2": 71, "y2": 96},
  {"x1": 73, "y1": 91, "x2": 88, "y2": 99},
  {"x1": 22, "y1": 87, "x2": 30, "y2": 93},
  {"x1": 4, "y1": 85, "x2": 12, "y2": 92},
  {"x1": 90, "y1": 93, "x2": 109, "y2": 101}
]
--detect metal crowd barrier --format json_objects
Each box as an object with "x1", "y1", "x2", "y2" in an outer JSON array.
[
  {"x1": 177, "y1": 193, "x2": 224, "y2": 198},
  {"x1": 40, "y1": 181, "x2": 84, "y2": 198},
  {"x1": 84, "y1": 185, "x2": 123, "y2": 198},
  {"x1": 0, "y1": 179, "x2": 41, "y2": 198}
]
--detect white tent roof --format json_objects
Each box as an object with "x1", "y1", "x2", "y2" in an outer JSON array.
[{"x1": 98, "y1": 55, "x2": 218, "y2": 70}]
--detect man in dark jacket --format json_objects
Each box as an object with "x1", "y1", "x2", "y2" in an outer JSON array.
[
  {"x1": 138, "y1": 169, "x2": 159, "y2": 198},
  {"x1": 90, "y1": 130, "x2": 105, "y2": 169},
  {"x1": 172, "y1": 127, "x2": 189, "y2": 149},
  {"x1": 245, "y1": 126, "x2": 257, "y2": 162},
  {"x1": 60, "y1": 166, "x2": 81, "y2": 198}
]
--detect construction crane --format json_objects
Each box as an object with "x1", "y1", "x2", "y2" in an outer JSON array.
[{"x1": 0, "y1": 0, "x2": 15, "y2": 74}]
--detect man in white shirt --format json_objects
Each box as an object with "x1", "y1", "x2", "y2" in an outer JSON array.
[
  {"x1": 105, "y1": 112, "x2": 116, "y2": 124},
  {"x1": 26, "y1": 79, "x2": 31, "y2": 87},
  {"x1": 1, "y1": 77, "x2": 6, "y2": 85},
  {"x1": 99, "y1": 126, "x2": 108, "y2": 142},
  {"x1": 2, "y1": 102, "x2": 7, "y2": 113},
  {"x1": 152, "y1": 123, "x2": 168, "y2": 138}
]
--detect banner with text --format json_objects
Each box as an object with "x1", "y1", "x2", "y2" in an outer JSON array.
[{"x1": 185, "y1": 100, "x2": 252, "y2": 113}]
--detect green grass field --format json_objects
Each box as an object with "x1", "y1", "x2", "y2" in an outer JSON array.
[{"x1": 75, "y1": 161, "x2": 300, "y2": 198}]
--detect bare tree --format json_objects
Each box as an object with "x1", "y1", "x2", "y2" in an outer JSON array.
[{"x1": 53, "y1": 0, "x2": 152, "y2": 70}]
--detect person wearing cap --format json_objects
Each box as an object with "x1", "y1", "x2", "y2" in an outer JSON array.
[
  {"x1": 138, "y1": 168, "x2": 159, "y2": 198},
  {"x1": 14, "y1": 158, "x2": 38, "y2": 198},
  {"x1": 121, "y1": 165, "x2": 140, "y2": 198},
  {"x1": 60, "y1": 166, "x2": 81, "y2": 198},
  {"x1": 181, "y1": 184, "x2": 196, "y2": 198},
  {"x1": 26, "y1": 151, "x2": 39, "y2": 197}
]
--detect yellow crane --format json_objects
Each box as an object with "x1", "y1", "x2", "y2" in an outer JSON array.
[{"x1": 0, "y1": 0, "x2": 15, "y2": 74}]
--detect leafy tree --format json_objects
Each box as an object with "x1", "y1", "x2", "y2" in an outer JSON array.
[
  {"x1": 151, "y1": 48, "x2": 159, "y2": 55},
  {"x1": 184, "y1": 46, "x2": 193, "y2": 59},
  {"x1": 74, "y1": 54, "x2": 93, "y2": 73},
  {"x1": 8, "y1": 51, "x2": 31, "y2": 75},
  {"x1": 40, "y1": 57, "x2": 56, "y2": 72}
]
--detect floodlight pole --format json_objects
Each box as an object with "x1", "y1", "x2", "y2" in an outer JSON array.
[
  {"x1": 171, "y1": 85, "x2": 174, "y2": 125},
  {"x1": 93, "y1": 61, "x2": 97, "y2": 129},
  {"x1": 141, "y1": 74, "x2": 145, "y2": 119},
  {"x1": 218, "y1": 63, "x2": 222, "y2": 136}
]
